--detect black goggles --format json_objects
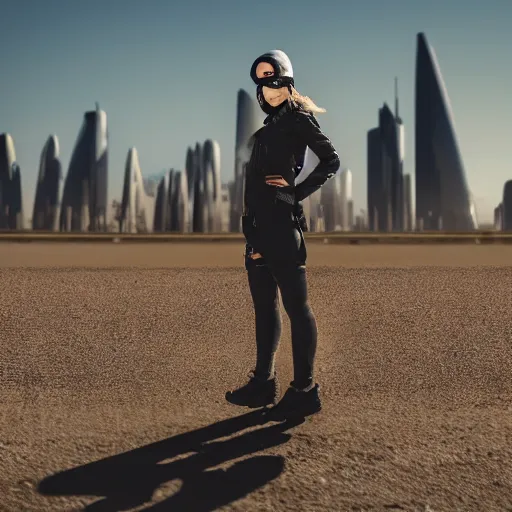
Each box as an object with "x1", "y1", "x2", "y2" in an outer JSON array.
[{"x1": 256, "y1": 76, "x2": 294, "y2": 89}]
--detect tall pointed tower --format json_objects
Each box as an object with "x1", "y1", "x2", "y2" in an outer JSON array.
[{"x1": 415, "y1": 32, "x2": 475, "y2": 231}]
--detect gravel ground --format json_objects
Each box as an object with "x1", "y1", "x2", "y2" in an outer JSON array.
[{"x1": 1, "y1": 243, "x2": 511, "y2": 512}]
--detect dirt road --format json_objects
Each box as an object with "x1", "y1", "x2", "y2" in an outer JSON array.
[{"x1": 1, "y1": 244, "x2": 511, "y2": 511}]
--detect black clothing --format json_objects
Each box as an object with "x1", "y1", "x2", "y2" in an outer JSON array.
[
  {"x1": 245, "y1": 252, "x2": 318, "y2": 390},
  {"x1": 244, "y1": 100, "x2": 340, "y2": 206},
  {"x1": 242, "y1": 99, "x2": 340, "y2": 267},
  {"x1": 265, "y1": 384, "x2": 321, "y2": 421},
  {"x1": 225, "y1": 372, "x2": 279, "y2": 408},
  {"x1": 236, "y1": 65, "x2": 339, "y2": 402}
]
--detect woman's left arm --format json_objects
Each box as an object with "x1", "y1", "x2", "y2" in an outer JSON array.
[{"x1": 291, "y1": 111, "x2": 341, "y2": 202}]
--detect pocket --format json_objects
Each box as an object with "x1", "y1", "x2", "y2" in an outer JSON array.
[{"x1": 244, "y1": 251, "x2": 267, "y2": 270}]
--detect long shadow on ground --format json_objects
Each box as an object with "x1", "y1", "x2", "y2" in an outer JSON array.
[{"x1": 38, "y1": 409, "x2": 302, "y2": 511}]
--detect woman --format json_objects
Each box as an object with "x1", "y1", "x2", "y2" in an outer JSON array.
[{"x1": 225, "y1": 49, "x2": 340, "y2": 420}]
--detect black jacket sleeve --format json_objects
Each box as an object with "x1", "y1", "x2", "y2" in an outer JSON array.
[{"x1": 291, "y1": 111, "x2": 341, "y2": 202}]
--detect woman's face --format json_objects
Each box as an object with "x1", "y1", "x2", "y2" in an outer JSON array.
[{"x1": 255, "y1": 62, "x2": 290, "y2": 107}]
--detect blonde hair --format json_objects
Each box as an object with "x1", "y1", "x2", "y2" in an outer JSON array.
[{"x1": 290, "y1": 87, "x2": 326, "y2": 114}]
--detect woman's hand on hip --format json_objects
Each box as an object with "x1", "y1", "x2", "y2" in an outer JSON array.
[{"x1": 265, "y1": 175, "x2": 290, "y2": 188}]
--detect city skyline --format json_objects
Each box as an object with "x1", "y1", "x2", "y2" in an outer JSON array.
[
  {"x1": 2, "y1": 75, "x2": 510, "y2": 231},
  {"x1": 1, "y1": 0, "x2": 511, "y2": 224},
  {"x1": 2, "y1": 49, "x2": 510, "y2": 232},
  {"x1": 1, "y1": 89, "x2": 358, "y2": 234}
]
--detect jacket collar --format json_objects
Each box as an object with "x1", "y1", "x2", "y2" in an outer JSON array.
[{"x1": 263, "y1": 100, "x2": 300, "y2": 125}]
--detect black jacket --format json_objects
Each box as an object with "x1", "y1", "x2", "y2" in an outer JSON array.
[{"x1": 242, "y1": 100, "x2": 340, "y2": 265}]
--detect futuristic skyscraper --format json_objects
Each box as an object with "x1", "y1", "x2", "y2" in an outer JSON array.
[
  {"x1": 168, "y1": 169, "x2": 190, "y2": 232},
  {"x1": 59, "y1": 103, "x2": 108, "y2": 232},
  {"x1": 185, "y1": 147, "x2": 195, "y2": 230},
  {"x1": 382, "y1": 100, "x2": 405, "y2": 231},
  {"x1": 119, "y1": 147, "x2": 155, "y2": 233},
  {"x1": 192, "y1": 142, "x2": 206, "y2": 232},
  {"x1": 318, "y1": 169, "x2": 352, "y2": 232},
  {"x1": 494, "y1": 203, "x2": 503, "y2": 231},
  {"x1": 202, "y1": 139, "x2": 222, "y2": 232},
  {"x1": 230, "y1": 89, "x2": 262, "y2": 232},
  {"x1": 367, "y1": 127, "x2": 381, "y2": 232},
  {"x1": 339, "y1": 168, "x2": 353, "y2": 231},
  {"x1": 403, "y1": 173, "x2": 413, "y2": 231},
  {"x1": 10, "y1": 164, "x2": 23, "y2": 229},
  {"x1": 153, "y1": 139, "x2": 220, "y2": 233},
  {"x1": 33, "y1": 135, "x2": 62, "y2": 231},
  {"x1": 0, "y1": 133, "x2": 24, "y2": 230},
  {"x1": 320, "y1": 171, "x2": 341, "y2": 232},
  {"x1": 415, "y1": 32, "x2": 475, "y2": 231},
  {"x1": 301, "y1": 188, "x2": 322, "y2": 232},
  {"x1": 159, "y1": 167, "x2": 191, "y2": 233},
  {"x1": 502, "y1": 180, "x2": 512, "y2": 231},
  {"x1": 367, "y1": 86, "x2": 404, "y2": 232},
  {"x1": 153, "y1": 171, "x2": 170, "y2": 232}
]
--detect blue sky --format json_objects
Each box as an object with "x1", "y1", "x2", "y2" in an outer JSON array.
[{"x1": 1, "y1": 0, "x2": 511, "y2": 223}]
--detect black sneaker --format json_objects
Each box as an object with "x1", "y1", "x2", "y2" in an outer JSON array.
[
  {"x1": 225, "y1": 372, "x2": 279, "y2": 408},
  {"x1": 266, "y1": 383, "x2": 321, "y2": 421}
]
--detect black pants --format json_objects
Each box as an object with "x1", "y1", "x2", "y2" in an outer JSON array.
[{"x1": 244, "y1": 249, "x2": 318, "y2": 390}]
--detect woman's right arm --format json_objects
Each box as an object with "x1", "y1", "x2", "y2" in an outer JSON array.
[{"x1": 291, "y1": 111, "x2": 341, "y2": 202}]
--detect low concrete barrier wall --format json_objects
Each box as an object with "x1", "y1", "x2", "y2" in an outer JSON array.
[{"x1": 0, "y1": 231, "x2": 511, "y2": 244}]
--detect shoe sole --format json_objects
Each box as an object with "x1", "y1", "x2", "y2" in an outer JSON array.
[
  {"x1": 225, "y1": 393, "x2": 278, "y2": 408},
  {"x1": 266, "y1": 402, "x2": 322, "y2": 421}
]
